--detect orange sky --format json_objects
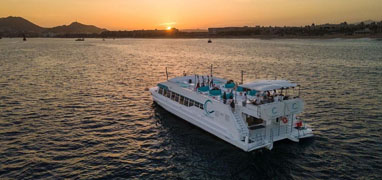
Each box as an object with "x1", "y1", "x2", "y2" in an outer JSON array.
[{"x1": 1, "y1": 0, "x2": 381, "y2": 30}]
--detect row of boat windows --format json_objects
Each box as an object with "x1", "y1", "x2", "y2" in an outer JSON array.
[{"x1": 158, "y1": 87, "x2": 204, "y2": 110}]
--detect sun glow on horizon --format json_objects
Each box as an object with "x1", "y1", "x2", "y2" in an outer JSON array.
[{"x1": 0, "y1": 0, "x2": 381, "y2": 30}]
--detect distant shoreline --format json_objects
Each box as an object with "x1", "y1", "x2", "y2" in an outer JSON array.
[
  {"x1": 2, "y1": 16, "x2": 382, "y2": 40},
  {"x1": 3, "y1": 34, "x2": 381, "y2": 40}
]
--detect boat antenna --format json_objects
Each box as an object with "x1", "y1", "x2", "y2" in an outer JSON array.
[
  {"x1": 241, "y1": 70, "x2": 244, "y2": 85},
  {"x1": 298, "y1": 85, "x2": 301, "y2": 97},
  {"x1": 194, "y1": 74, "x2": 196, "y2": 85},
  {"x1": 210, "y1": 64, "x2": 213, "y2": 77},
  {"x1": 165, "y1": 67, "x2": 168, "y2": 81}
]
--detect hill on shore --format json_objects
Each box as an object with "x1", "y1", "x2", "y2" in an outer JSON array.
[
  {"x1": 48, "y1": 22, "x2": 107, "y2": 34},
  {"x1": 0, "y1": 16, "x2": 107, "y2": 36},
  {"x1": 0, "y1": 16, "x2": 44, "y2": 33}
]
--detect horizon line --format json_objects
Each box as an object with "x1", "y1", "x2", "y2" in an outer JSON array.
[{"x1": 2, "y1": 16, "x2": 381, "y2": 31}]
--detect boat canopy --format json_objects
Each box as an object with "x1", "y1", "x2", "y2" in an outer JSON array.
[
  {"x1": 224, "y1": 83, "x2": 235, "y2": 89},
  {"x1": 209, "y1": 89, "x2": 222, "y2": 96},
  {"x1": 157, "y1": 83, "x2": 168, "y2": 90},
  {"x1": 168, "y1": 75, "x2": 227, "y2": 84},
  {"x1": 239, "y1": 80, "x2": 297, "y2": 92},
  {"x1": 198, "y1": 86, "x2": 209, "y2": 92}
]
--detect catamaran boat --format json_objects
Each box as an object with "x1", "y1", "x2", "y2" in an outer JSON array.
[{"x1": 150, "y1": 74, "x2": 313, "y2": 151}]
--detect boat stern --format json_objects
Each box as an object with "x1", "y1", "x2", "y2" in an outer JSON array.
[{"x1": 291, "y1": 124, "x2": 314, "y2": 140}]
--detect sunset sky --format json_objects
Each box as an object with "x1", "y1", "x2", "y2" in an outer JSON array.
[{"x1": 1, "y1": 0, "x2": 381, "y2": 30}]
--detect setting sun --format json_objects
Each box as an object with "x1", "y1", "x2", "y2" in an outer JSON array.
[{"x1": 166, "y1": 26, "x2": 172, "y2": 30}]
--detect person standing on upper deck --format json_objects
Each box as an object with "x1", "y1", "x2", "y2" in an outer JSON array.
[
  {"x1": 222, "y1": 91, "x2": 227, "y2": 104},
  {"x1": 230, "y1": 100, "x2": 235, "y2": 112},
  {"x1": 243, "y1": 93, "x2": 247, "y2": 107}
]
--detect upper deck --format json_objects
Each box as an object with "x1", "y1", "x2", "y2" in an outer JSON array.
[{"x1": 158, "y1": 75, "x2": 301, "y2": 106}]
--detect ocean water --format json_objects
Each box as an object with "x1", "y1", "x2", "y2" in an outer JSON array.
[{"x1": 0, "y1": 38, "x2": 381, "y2": 179}]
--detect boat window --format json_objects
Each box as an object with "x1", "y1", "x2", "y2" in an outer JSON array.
[
  {"x1": 189, "y1": 99, "x2": 194, "y2": 106},
  {"x1": 163, "y1": 89, "x2": 167, "y2": 96},
  {"x1": 189, "y1": 100, "x2": 204, "y2": 110},
  {"x1": 171, "y1": 92, "x2": 175, "y2": 100},
  {"x1": 184, "y1": 97, "x2": 189, "y2": 106},
  {"x1": 158, "y1": 87, "x2": 163, "y2": 94},
  {"x1": 166, "y1": 90, "x2": 171, "y2": 98},
  {"x1": 174, "y1": 93, "x2": 179, "y2": 102},
  {"x1": 179, "y1": 96, "x2": 184, "y2": 104}
]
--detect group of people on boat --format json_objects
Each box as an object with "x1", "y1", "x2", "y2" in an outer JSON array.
[
  {"x1": 189, "y1": 75, "x2": 293, "y2": 109},
  {"x1": 193, "y1": 74, "x2": 214, "y2": 90},
  {"x1": 247, "y1": 90, "x2": 289, "y2": 105}
]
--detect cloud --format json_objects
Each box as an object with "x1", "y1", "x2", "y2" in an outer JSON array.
[{"x1": 160, "y1": 22, "x2": 176, "y2": 26}]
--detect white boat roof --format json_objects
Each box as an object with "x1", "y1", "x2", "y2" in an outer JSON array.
[
  {"x1": 161, "y1": 76, "x2": 298, "y2": 92},
  {"x1": 240, "y1": 80, "x2": 297, "y2": 91},
  {"x1": 168, "y1": 75, "x2": 227, "y2": 84}
]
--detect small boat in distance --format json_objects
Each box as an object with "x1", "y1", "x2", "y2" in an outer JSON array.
[
  {"x1": 23, "y1": 34, "x2": 26, "y2": 41},
  {"x1": 208, "y1": 39, "x2": 212, "y2": 43},
  {"x1": 75, "y1": 38, "x2": 85, "y2": 41},
  {"x1": 150, "y1": 69, "x2": 313, "y2": 151}
]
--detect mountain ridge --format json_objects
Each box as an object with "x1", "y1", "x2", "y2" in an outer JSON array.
[
  {"x1": 0, "y1": 16, "x2": 44, "y2": 33},
  {"x1": 0, "y1": 16, "x2": 107, "y2": 35}
]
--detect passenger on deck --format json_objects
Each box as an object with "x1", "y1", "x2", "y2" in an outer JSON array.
[
  {"x1": 279, "y1": 94, "x2": 284, "y2": 101},
  {"x1": 243, "y1": 93, "x2": 247, "y2": 107},
  {"x1": 265, "y1": 92, "x2": 272, "y2": 103},
  {"x1": 269, "y1": 94, "x2": 274, "y2": 102},
  {"x1": 253, "y1": 94, "x2": 258, "y2": 105},
  {"x1": 222, "y1": 92, "x2": 227, "y2": 104},
  {"x1": 274, "y1": 94, "x2": 279, "y2": 102},
  {"x1": 257, "y1": 94, "x2": 263, "y2": 105},
  {"x1": 230, "y1": 100, "x2": 235, "y2": 112}
]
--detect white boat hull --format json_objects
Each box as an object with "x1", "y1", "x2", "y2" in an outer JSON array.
[
  {"x1": 150, "y1": 77, "x2": 314, "y2": 152},
  {"x1": 151, "y1": 89, "x2": 250, "y2": 151}
]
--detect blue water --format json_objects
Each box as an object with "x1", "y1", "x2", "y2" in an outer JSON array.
[{"x1": 0, "y1": 38, "x2": 381, "y2": 179}]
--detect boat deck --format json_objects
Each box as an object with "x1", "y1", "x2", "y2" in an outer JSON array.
[{"x1": 165, "y1": 75, "x2": 295, "y2": 107}]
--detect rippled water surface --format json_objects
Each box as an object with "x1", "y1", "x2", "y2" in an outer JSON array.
[{"x1": 1, "y1": 38, "x2": 382, "y2": 179}]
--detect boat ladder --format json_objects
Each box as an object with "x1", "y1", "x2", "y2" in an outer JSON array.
[{"x1": 233, "y1": 111, "x2": 249, "y2": 141}]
